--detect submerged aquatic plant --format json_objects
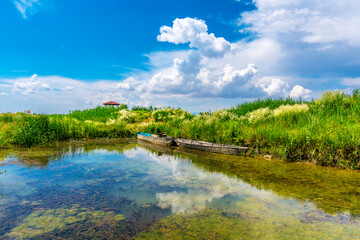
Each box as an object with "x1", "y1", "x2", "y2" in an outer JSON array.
[
  {"x1": 137, "y1": 207, "x2": 360, "y2": 240},
  {"x1": 2, "y1": 142, "x2": 360, "y2": 239},
  {"x1": 8, "y1": 207, "x2": 125, "y2": 239}
]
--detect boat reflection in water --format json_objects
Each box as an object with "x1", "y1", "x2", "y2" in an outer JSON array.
[
  {"x1": 0, "y1": 140, "x2": 360, "y2": 239},
  {"x1": 137, "y1": 132, "x2": 249, "y2": 156}
]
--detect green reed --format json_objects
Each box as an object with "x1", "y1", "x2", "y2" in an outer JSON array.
[
  {"x1": 65, "y1": 105, "x2": 128, "y2": 123},
  {"x1": 2, "y1": 113, "x2": 132, "y2": 148},
  {"x1": 141, "y1": 90, "x2": 360, "y2": 169},
  {"x1": 2, "y1": 90, "x2": 360, "y2": 169},
  {"x1": 229, "y1": 97, "x2": 306, "y2": 117}
]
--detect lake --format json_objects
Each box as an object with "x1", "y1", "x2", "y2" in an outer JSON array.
[{"x1": 0, "y1": 140, "x2": 360, "y2": 239}]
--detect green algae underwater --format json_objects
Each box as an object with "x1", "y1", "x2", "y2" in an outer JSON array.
[{"x1": 0, "y1": 140, "x2": 360, "y2": 239}]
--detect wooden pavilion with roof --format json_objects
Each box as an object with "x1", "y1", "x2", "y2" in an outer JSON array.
[{"x1": 103, "y1": 101, "x2": 120, "y2": 106}]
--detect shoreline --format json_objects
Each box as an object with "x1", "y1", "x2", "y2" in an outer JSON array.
[
  {"x1": 1, "y1": 137, "x2": 358, "y2": 172},
  {"x1": 1, "y1": 90, "x2": 360, "y2": 170}
]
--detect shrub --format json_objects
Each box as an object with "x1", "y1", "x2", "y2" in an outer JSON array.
[
  {"x1": 152, "y1": 108, "x2": 193, "y2": 122},
  {"x1": 273, "y1": 104, "x2": 309, "y2": 117},
  {"x1": 67, "y1": 105, "x2": 128, "y2": 122},
  {"x1": 229, "y1": 98, "x2": 305, "y2": 117},
  {"x1": 117, "y1": 109, "x2": 136, "y2": 123},
  {"x1": 212, "y1": 109, "x2": 239, "y2": 121},
  {"x1": 247, "y1": 107, "x2": 272, "y2": 123},
  {"x1": 0, "y1": 114, "x2": 15, "y2": 123}
]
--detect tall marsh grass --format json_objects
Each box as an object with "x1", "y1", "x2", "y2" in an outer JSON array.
[
  {"x1": 229, "y1": 98, "x2": 305, "y2": 117},
  {"x1": 142, "y1": 90, "x2": 360, "y2": 169},
  {"x1": 66, "y1": 105, "x2": 128, "y2": 122},
  {"x1": 0, "y1": 111, "x2": 132, "y2": 148},
  {"x1": 2, "y1": 90, "x2": 360, "y2": 169}
]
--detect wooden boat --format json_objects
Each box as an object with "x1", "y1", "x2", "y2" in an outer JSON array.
[
  {"x1": 174, "y1": 138, "x2": 248, "y2": 156},
  {"x1": 137, "y1": 132, "x2": 176, "y2": 146},
  {"x1": 137, "y1": 139, "x2": 175, "y2": 156}
]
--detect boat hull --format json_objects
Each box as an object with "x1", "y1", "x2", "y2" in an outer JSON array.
[
  {"x1": 175, "y1": 138, "x2": 248, "y2": 156},
  {"x1": 137, "y1": 139, "x2": 175, "y2": 155},
  {"x1": 137, "y1": 133, "x2": 176, "y2": 146}
]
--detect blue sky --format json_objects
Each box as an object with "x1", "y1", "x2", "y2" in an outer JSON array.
[
  {"x1": 0, "y1": 0, "x2": 252, "y2": 79},
  {"x1": 1, "y1": 0, "x2": 360, "y2": 113}
]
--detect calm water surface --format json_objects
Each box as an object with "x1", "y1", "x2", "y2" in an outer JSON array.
[{"x1": 0, "y1": 140, "x2": 360, "y2": 239}]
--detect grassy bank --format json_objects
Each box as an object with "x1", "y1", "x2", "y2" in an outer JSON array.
[
  {"x1": 1, "y1": 90, "x2": 360, "y2": 169},
  {"x1": 142, "y1": 90, "x2": 360, "y2": 169},
  {"x1": 0, "y1": 106, "x2": 133, "y2": 148}
]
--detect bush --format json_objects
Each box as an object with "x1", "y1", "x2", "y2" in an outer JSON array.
[
  {"x1": 117, "y1": 109, "x2": 136, "y2": 123},
  {"x1": 152, "y1": 108, "x2": 193, "y2": 122},
  {"x1": 67, "y1": 105, "x2": 128, "y2": 123},
  {"x1": 8, "y1": 114, "x2": 132, "y2": 148}
]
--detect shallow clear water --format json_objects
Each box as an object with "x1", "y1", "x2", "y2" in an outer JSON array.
[{"x1": 0, "y1": 140, "x2": 360, "y2": 239}]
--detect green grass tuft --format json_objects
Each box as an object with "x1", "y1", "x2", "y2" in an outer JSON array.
[{"x1": 2, "y1": 90, "x2": 360, "y2": 169}]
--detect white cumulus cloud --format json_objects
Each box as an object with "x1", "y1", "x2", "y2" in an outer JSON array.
[
  {"x1": 111, "y1": 76, "x2": 139, "y2": 91},
  {"x1": 240, "y1": 0, "x2": 360, "y2": 46},
  {"x1": 148, "y1": 17, "x2": 305, "y2": 99},
  {"x1": 260, "y1": 78, "x2": 290, "y2": 97},
  {"x1": 145, "y1": 52, "x2": 267, "y2": 98},
  {"x1": 289, "y1": 85, "x2": 312, "y2": 99},
  {"x1": 158, "y1": 17, "x2": 232, "y2": 58},
  {"x1": 2, "y1": 15, "x2": 318, "y2": 113},
  {"x1": 234, "y1": 0, "x2": 360, "y2": 95},
  {"x1": 13, "y1": 74, "x2": 51, "y2": 94}
]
